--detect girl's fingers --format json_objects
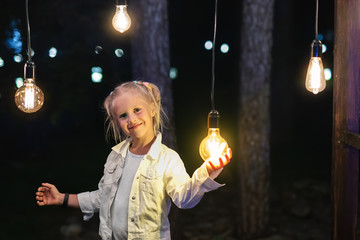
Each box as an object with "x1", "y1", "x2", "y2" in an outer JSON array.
[
  {"x1": 208, "y1": 160, "x2": 216, "y2": 170},
  {"x1": 225, "y1": 154, "x2": 230, "y2": 164},
  {"x1": 37, "y1": 187, "x2": 45, "y2": 192},
  {"x1": 226, "y1": 148, "x2": 232, "y2": 160},
  {"x1": 41, "y1": 183, "x2": 54, "y2": 189}
]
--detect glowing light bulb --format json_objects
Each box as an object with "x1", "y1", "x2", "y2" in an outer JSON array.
[
  {"x1": 305, "y1": 40, "x2": 326, "y2": 94},
  {"x1": 199, "y1": 110, "x2": 229, "y2": 165},
  {"x1": 112, "y1": 5, "x2": 131, "y2": 33},
  {"x1": 14, "y1": 61, "x2": 44, "y2": 113}
]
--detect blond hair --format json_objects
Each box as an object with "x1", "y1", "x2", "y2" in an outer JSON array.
[{"x1": 104, "y1": 81, "x2": 167, "y2": 143}]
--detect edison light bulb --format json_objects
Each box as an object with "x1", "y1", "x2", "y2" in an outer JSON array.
[
  {"x1": 199, "y1": 110, "x2": 229, "y2": 165},
  {"x1": 112, "y1": 5, "x2": 131, "y2": 33},
  {"x1": 305, "y1": 40, "x2": 326, "y2": 94},
  {"x1": 15, "y1": 62, "x2": 44, "y2": 113}
]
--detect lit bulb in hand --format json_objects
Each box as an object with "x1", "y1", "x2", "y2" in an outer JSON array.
[
  {"x1": 112, "y1": 5, "x2": 131, "y2": 33},
  {"x1": 199, "y1": 110, "x2": 229, "y2": 167}
]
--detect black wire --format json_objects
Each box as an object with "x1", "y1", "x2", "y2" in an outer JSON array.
[
  {"x1": 211, "y1": 0, "x2": 218, "y2": 111},
  {"x1": 25, "y1": 0, "x2": 32, "y2": 62},
  {"x1": 315, "y1": 0, "x2": 319, "y2": 40}
]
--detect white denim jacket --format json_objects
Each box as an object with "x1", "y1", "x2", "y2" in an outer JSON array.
[{"x1": 78, "y1": 133, "x2": 224, "y2": 240}]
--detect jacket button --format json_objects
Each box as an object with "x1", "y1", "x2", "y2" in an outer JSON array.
[
  {"x1": 132, "y1": 196, "x2": 136, "y2": 200},
  {"x1": 131, "y1": 218, "x2": 135, "y2": 222}
]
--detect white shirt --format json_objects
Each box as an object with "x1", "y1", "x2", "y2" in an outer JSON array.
[
  {"x1": 78, "y1": 133, "x2": 224, "y2": 240},
  {"x1": 111, "y1": 150, "x2": 143, "y2": 239}
]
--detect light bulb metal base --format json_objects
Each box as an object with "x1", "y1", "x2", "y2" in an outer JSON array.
[
  {"x1": 311, "y1": 39, "x2": 322, "y2": 58},
  {"x1": 24, "y1": 61, "x2": 35, "y2": 80},
  {"x1": 208, "y1": 110, "x2": 220, "y2": 129}
]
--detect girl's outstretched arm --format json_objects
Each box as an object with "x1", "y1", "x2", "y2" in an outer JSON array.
[{"x1": 36, "y1": 183, "x2": 80, "y2": 208}]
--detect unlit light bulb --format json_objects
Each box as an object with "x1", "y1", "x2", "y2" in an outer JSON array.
[
  {"x1": 305, "y1": 40, "x2": 326, "y2": 94},
  {"x1": 199, "y1": 110, "x2": 229, "y2": 164},
  {"x1": 112, "y1": 5, "x2": 131, "y2": 33},
  {"x1": 15, "y1": 62, "x2": 44, "y2": 113}
]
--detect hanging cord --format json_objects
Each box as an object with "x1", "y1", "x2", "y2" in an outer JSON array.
[
  {"x1": 25, "y1": 0, "x2": 32, "y2": 62},
  {"x1": 315, "y1": 0, "x2": 319, "y2": 40},
  {"x1": 211, "y1": 0, "x2": 218, "y2": 111},
  {"x1": 115, "y1": 0, "x2": 126, "y2": 6}
]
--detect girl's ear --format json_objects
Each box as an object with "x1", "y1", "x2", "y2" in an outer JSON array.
[{"x1": 151, "y1": 102, "x2": 156, "y2": 117}]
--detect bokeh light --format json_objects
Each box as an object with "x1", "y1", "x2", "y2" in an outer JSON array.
[
  {"x1": 220, "y1": 43, "x2": 229, "y2": 53},
  {"x1": 95, "y1": 46, "x2": 103, "y2": 54},
  {"x1": 5, "y1": 20, "x2": 23, "y2": 54},
  {"x1": 49, "y1": 47, "x2": 57, "y2": 58},
  {"x1": 169, "y1": 67, "x2": 178, "y2": 79},
  {"x1": 115, "y1": 48, "x2": 124, "y2": 57},
  {"x1": 91, "y1": 66, "x2": 103, "y2": 83},
  {"x1": 324, "y1": 68, "x2": 332, "y2": 81},
  {"x1": 15, "y1": 77, "x2": 24, "y2": 88},
  {"x1": 322, "y1": 44, "x2": 327, "y2": 53},
  {"x1": 14, "y1": 54, "x2": 23, "y2": 63},
  {"x1": 318, "y1": 34, "x2": 324, "y2": 41},
  {"x1": 0, "y1": 57, "x2": 4, "y2": 67},
  {"x1": 204, "y1": 41, "x2": 213, "y2": 50}
]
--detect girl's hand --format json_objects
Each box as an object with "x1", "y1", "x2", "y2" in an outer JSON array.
[
  {"x1": 35, "y1": 183, "x2": 63, "y2": 206},
  {"x1": 206, "y1": 148, "x2": 232, "y2": 174}
]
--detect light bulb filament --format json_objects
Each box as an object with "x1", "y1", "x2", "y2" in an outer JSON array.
[
  {"x1": 207, "y1": 134, "x2": 227, "y2": 162},
  {"x1": 305, "y1": 57, "x2": 326, "y2": 94},
  {"x1": 24, "y1": 83, "x2": 35, "y2": 109},
  {"x1": 199, "y1": 127, "x2": 229, "y2": 163}
]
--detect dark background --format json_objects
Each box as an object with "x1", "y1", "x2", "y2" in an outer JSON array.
[{"x1": 0, "y1": 0, "x2": 334, "y2": 239}]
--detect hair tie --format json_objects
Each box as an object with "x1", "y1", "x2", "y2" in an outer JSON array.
[
  {"x1": 142, "y1": 82, "x2": 152, "y2": 91},
  {"x1": 134, "y1": 80, "x2": 152, "y2": 91}
]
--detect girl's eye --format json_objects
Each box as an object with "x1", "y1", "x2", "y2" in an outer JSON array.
[
  {"x1": 119, "y1": 113, "x2": 127, "y2": 119},
  {"x1": 134, "y1": 108, "x2": 141, "y2": 113}
]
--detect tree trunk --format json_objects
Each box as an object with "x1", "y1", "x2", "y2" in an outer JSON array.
[
  {"x1": 130, "y1": 1, "x2": 179, "y2": 239},
  {"x1": 332, "y1": 0, "x2": 360, "y2": 239},
  {"x1": 238, "y1": 0, "x2": 274, "y2": 238},
  {"x1": 130, "y1": 0, "x2": 177, "y2": 150}
]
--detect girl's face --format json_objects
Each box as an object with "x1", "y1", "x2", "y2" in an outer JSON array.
[{"x1": 112, "y1": 90, "x2": 156, "y2": 142}]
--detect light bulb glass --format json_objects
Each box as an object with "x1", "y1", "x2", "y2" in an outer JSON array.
[
  {"x1": 15, "y1": 79, "x2": 44, "y2": 113},
  {"x1": 199, "y1": 128, "x2": 229, "y2": 164},
  {"x1": 305, "y1": 57, "x2": 326, "y2": 94},
  {"x1": 112, "y1": 5, "x2": 131, "y2": 33}
]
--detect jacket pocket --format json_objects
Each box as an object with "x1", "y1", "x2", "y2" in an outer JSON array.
[
  {"x1": 103, "y1": 161, "x2": 123, "y2": 184},
  {"x1": 140, "y1": 169, "x2": 163, "y2": 195}
]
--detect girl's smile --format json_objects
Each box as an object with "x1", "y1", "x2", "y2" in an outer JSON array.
[{"x1": 128, "y1": 122, "x2": 142, "y2": 130}]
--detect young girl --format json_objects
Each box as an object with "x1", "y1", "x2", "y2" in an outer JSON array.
[{"x1": 35, "y1": 81, "x2": 231, "y2": 240}]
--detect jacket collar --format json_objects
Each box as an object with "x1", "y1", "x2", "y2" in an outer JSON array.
[{"x1": 111, "y1": 133, "x2": 162, "y2": 160}]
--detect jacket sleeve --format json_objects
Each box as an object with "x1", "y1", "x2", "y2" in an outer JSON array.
[
  {"x1": 77, "y1": 189, "x2": 101, "y2": 221},
  {"x1": 165, "y1": 151, "x2": 224, "y2": 209}
]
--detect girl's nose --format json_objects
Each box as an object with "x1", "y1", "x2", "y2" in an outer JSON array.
[{"x1": 127, "y1": 114, "x2": 137, "y2": 123}]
